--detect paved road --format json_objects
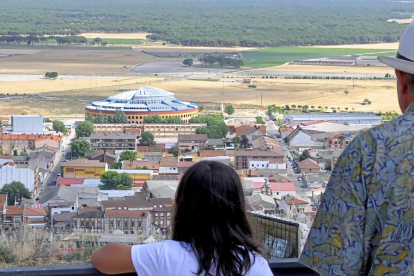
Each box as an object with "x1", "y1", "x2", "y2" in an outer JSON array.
[
  {"x1": 38, "y1": 127, "x2": 76, "y2": 198},
  {"x1": 278, "y1": 138, "x2": 311, "y2": 200},
  {"x1": 264, "y1": 116, "x2": 278, "y2": 137},
  {"x1": 130, "y1": 60, "x2": 236, "y2": 76}
]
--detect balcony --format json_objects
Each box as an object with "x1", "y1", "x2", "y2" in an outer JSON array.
[
  {"x1": 0, "y1": 259, "x2": 319, "y2": 275},
  {"x1": 0, "y1": 214, "x2": 317, "y2": 275}
]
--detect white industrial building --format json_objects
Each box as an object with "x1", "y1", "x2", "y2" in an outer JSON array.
[
  {"x1": 11, "y1": 115, "x2": 44, "y2": 133},
  {"x1": 0, "y1": 163, "x2": 36, "y2": 192},
  {"x1": 283, "y1": 113, "x2": 381, "y2": 127}
]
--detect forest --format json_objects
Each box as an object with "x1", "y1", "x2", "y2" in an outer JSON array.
[{"x1": 0, "y1": 0, "x2": 413, "y2": 47}]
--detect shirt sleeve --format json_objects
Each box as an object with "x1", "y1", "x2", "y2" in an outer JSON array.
[
  {"x1": 299, "y1": 133, "x2": 375, "y2": 276},
  {"x1": 131, "y1": 242, "x2": 165, "y2": 276}
]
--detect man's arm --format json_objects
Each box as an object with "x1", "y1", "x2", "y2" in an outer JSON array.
[
  {"x1": 91, "y1": 243, "x2": 136, "y2": 275},
  {"x1": 299, "y1": 133, "x2": 375, "y2": 276}
]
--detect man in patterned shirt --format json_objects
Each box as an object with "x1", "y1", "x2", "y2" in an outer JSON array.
[{"x1": 300, "y1": 21, "x2": 414, "y2": 275}]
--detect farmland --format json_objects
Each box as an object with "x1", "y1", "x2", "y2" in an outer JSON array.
[
  {"x1": 0, "y1": 76, "x2": 399, "y2": 117},
  {"x1": 0, "y1": 46, "x2": 153, "y2": 75},
  {"x1": 241, "y1": 47, "x2": 397, "y2": 68}
]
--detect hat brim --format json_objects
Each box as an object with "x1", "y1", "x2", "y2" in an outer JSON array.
[{"x1": 378, "y1": 56, "x2": 414, "y2": 75}]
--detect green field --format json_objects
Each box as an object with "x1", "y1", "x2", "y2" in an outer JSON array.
[
  {"x1": 102, "y1": 38, "x2": 144, "y2": 44},
  {"x1": 87, "y1": 38, "x2": 144, "y2": 45},
  {"x1": 241, "y1": 47, "x2": 397, "y2": 68},
  {"x1": 190, "y1": 78, "x2": 220, "y2": 82}
]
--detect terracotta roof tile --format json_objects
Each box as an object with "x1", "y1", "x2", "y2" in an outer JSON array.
[
  {"x1": 24, "y1": 206, "x2": 47, "y2": 217},
  {"x1": 0, "y1": 194, "x2": 7, "y2": 206},
  {"x1": 6, "y1": 206, "x2": 24, "y2": 215}
]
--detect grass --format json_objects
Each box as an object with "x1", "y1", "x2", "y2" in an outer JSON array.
[
  {"x1": 99, "y1": 38, "x2": 144, "y2": 44},
  {"x1": 241, "y1": 47, "x2": 397, "y2": 68},
  {"x1": 190, "y1": 78, "x2": 220, "y2": 82}
]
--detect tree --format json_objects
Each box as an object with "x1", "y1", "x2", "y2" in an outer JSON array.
[
  {"x1": 75, "y1": 121, "x2": 94, "y2": 138},
  {"x1": 94, "y1": 37, "x2": 102, "y2": 44},
  {"x1": 344, "y1": 90, "x2": 350, "y2": 96},
  {"x1": 325, "y1": 160, "x2": 332, "y2": 171},
  {"x1": 100, "y1": 171, "x2": 119, "y2": 190},
  {"x1": 100, "y1": 171, "x2": 132, "y2": 190},
  {"x1": 385, "y1": 73, "x2": 391, "y2": 78},
  {"x1": 117, "y1": 173, "x2": 133, "y2": 190},
  {"x1": 101, "y1": 41, "x2": 108, "y2": 46},
  {"x1": 95, "y1": 112, "x2": 105, "y2": 124},
  {"x1": 299, "y1": 150, "x2": 311, "y2": 161},
  {"x1": 71, "y1": 140, "x2": 92, "y2": 158},
  {"x1": 198, "y1": 104, "x2": 205, "y2": 112},
  {"x1": 224, "y1": 104, "x2": 235, "y2": 117},
  {"x1": 1, "y1": 181, "x2": 31, "y2": 205},
  {"x1": 45, "y1": 72, "x2": 58, "y2": 79},
  {"x1": 13, "y1": 149, "x2": 18, "y2": 156},
  {"x1": 52, "y1": 120, "x2": 66, "y2": 133},
  {"x1": 119, "y1": 151, "x2": 137, "y2": 162},
  {"x1": 291, "y1": 105, "x2": 297, "y2": 109},
  {"x1": 141, "y1": 131, "x2": 155, "y2": 146},
  {"x1": 86, "y1": 114, "x2": 95, "y2": 123},
  {"x1": 233, "y1": 136, "x2": 241, "y2": 148},
  {"x1": 164, "y1": 116, "x2": 184, "y2": 124},
  {"x1": 113, "y1": 109, "x2": 128, "y2": 124},
  {"x1": 191, "y1": 114, "x2": 228, "y2": 139},
  {"x1": 20, "y1": 149, "x2": 28, "y2": 156},
  {"x1": 256, "y1": 116, "x2": 265, "y2": 124},
  {"x1": 183, "y1": 58, "x2": 193, "y2": 66},
  {"x1": 144, "y1": 115, "x2": 164, "y2": 124},
  {"x1": 172, "y1": 145, "x2": 179, "y2": 157}
]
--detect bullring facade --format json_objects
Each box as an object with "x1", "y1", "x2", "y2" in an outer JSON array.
[{"x1": 85, "y1": 87, "x2": 198, "y2": 124}]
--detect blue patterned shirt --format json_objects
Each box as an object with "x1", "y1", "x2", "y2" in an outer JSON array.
[{"x1": 300, "y1": 102, "x2": 414, "y2": 276}]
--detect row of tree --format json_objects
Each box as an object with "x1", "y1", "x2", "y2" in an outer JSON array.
[
  {"x1": 86, "y1": 110, "x2": 129, "y2": 125},
  {"x1": 143, "y1": 115, "x2": 183, "y2": 124},
  {"x1": 198, "y1": 55, "x2": 243, "y2": 68}
]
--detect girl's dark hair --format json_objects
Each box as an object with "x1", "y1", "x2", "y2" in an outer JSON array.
[{"x1": 172, "y1": 161, "x2": 259, "y2": 276}]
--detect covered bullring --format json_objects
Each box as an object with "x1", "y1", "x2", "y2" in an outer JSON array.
[{"x1": 85, "y1": 87, "x2": 198, "y2": 123}]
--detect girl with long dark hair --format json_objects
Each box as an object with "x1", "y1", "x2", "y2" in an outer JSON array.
[{"x1": 92, "y1": 161, "x2": 272, "y2": 276}]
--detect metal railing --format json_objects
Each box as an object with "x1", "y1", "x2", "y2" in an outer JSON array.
[
  {"x1": 248, "y1": 212, "x2": 300, "y2": 259},
  {"x1": 0, "y1": 259, "x2": 319, "y2": 276}
]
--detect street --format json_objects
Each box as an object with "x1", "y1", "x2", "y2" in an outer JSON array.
[
  {"x1": 278, "y1": 138, "x2": 311, "y2": 200},
  {"x1": 38, "y1": 127, "x2": 76, "y2": 198}
]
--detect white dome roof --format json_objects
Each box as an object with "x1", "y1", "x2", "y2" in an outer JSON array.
[
  {"x1": 109, "y1": 87, "x2": 173, "y2": 101},
  {"x1": 86, "y1": 86, "x2": 198, "y2": 113}
]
